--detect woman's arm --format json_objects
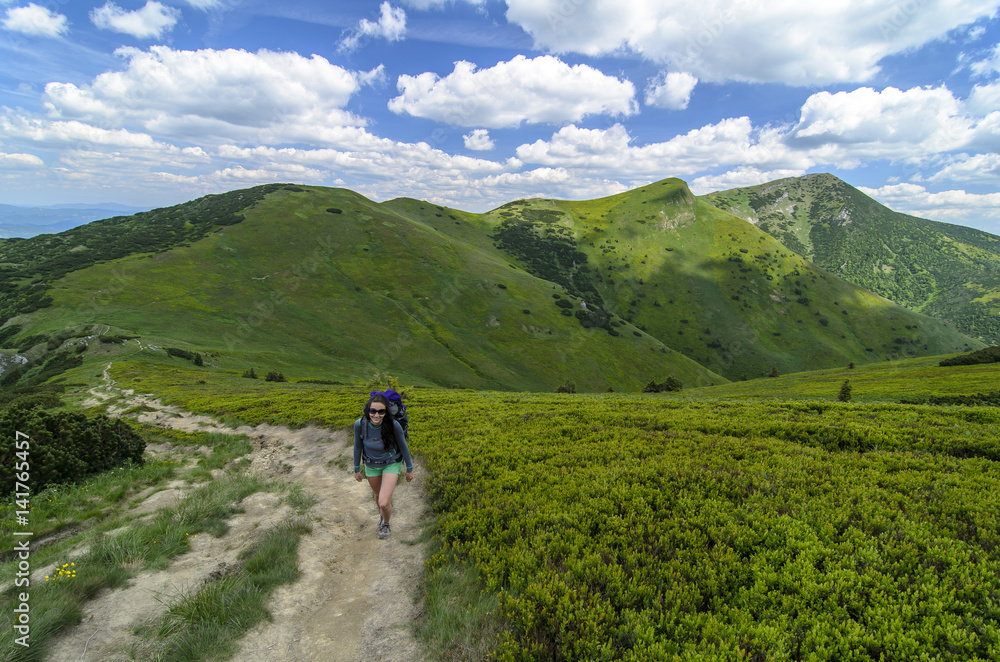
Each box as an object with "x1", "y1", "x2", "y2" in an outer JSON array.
[
  {"x1": 394, "y1": 420, "x2": 413, "y2": 472},
  {"x1": 353, "y1": 419, "x2": 363, "y2": 473}
]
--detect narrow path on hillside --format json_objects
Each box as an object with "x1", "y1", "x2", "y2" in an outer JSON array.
[{"x1": 47, "y1": 366, "x2": 430, "y2": 661}]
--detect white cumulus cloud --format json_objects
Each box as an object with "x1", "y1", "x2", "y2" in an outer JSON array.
[
  {"x1": 463, "y1": 129, "x2": 495, "y2": 151},
  {"x1": 3, "y1": 115, "x2": 167, "y2": 149},
  {"x1": 971, "y1": 43, "x2": 1000, "y2": 77},
  {"x1": 859, "y1": 182, "x2": 1000, "y2": 231},
  {"x1": 515, "y1": 119, "x2": 808, "y2": 178},
  {"x1": 0, "y1": 151, "x2": 44, "y2": 168},
  {"x1": 689, "y1": 166, "x2": 806, "y2": 195},
  {"x1": 503, "y1": 0, "x2": 1000, "y2": 85},
  {"x1": 929, "y1": 153, "x2": 1000, "y2": 185},
  {"x1": 389, "y1": 55, "x2": 637, "y2": 128},
  {"x1": 41, "y1": 47, "x2": 365, "y2": 143},
  {"x1": 339, "y1": 2, "x2": 407, "y2": 52},
  {"x1": 645, "y1": 71, "x2": 698, "y2": 110},
  {"x1": 213, "y1": 139, "x2": 525, "y2": 210},
  {"x1": 90, "y1": 1, "x2": 181, "y2": 39},
  {"x1": 789, "y1": 86, "x2": 973, "y2": 162},
  {"x1": 967, "y1": 82, "x2": 1000, "y2": 116},
  {"x1": 2, "y1": 3, "x2": 68, "y2": 37}
]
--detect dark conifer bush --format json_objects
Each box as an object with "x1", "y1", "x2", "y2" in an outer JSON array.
[
  {"x1": 838, "y1": 379, "x2": 852, "y2": 402},
  {"x1": 939, "y1": 346, "x2": 1000, "y2": 367},
  {"x1": 0, "y1": 404, "x2": 145, "y2": 493},
  {"x1": 643, "y1": 376, "x2": 683, "y2": 392}
]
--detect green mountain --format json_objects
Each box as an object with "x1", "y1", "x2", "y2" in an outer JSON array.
[
  {"x1": 702, "y1": 173, "x2": 1000, "y2": 345},
  {"x1": 0, "y1": 179, "x2": 981, "y2": 392}
]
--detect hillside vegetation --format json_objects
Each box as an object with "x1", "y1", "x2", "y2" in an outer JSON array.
[
  {"x1": 0, "y1": 184, "x2": 286, "y2": 325},
  {"x1": 0, "y1": 177, "x2": 983, "y2": 394},
  {"x1": 66, "y1": 358, "x2": 1000, "y2": 662},
  {"x1": 4, "y1": 186, "x2": 720, "y2": 393},
  {"x1": 703, "y1": 174, "x2": 1000, "y2": 345}
]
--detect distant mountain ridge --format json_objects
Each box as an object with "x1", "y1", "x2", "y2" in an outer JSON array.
[
  {"x1": 0, "y1": 202, "x2": 149, "y2": 238},
  {"x1": 703, "y1": 174, "x2": 1000, "y2": 345},
  {"x1": 0, "y1": 177, "x2": 983, "y2": 391}
]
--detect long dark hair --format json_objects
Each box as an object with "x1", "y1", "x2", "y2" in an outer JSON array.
[{"x1": 364, "y1": 393, "x2": 398, "y2": 453}]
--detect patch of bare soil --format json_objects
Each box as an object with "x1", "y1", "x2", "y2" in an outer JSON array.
[{"x1": 44, "y1": 365, "x2": 429, "y2": 661}]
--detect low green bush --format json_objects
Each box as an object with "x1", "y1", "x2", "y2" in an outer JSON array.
[
  {"x1": 939, "y1": 346, "x2": 1000, "y2": 367},
  {"x1": 0, "y1": 404, "x2": 145, "y2": 494},
  {"x1": 643, "y1": 376, "x2": 683, "y2": 392}
]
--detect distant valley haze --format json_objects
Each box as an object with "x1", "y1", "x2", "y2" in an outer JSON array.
[{"x1": 0, "y1": 203, "x2": 150, "y2": 238}]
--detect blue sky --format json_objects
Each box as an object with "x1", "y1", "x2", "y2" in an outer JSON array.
[{"x1": 1, "y1": 0, "x2": 999, "y2": 234}]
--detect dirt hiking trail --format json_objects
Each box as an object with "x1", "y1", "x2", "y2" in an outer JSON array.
[{"x1": 43, "y1": 366, "x2": 430, "y2": 661}]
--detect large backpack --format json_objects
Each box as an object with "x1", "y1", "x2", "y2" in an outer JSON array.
[{"x1": 367, "y1": 389, "x2": 409, "y2": 441}]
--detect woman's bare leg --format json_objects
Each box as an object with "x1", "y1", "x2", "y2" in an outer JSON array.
[
  {"x1": 373, "y1": 472, "x2": 399, "y2": 524},
  {"x1": 366, "y1": 474, "x2": 382, "y2": 503}
]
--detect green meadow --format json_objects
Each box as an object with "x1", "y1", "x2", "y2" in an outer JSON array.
[
  {"x1": 682, "y1": 355, "x2": 1000, "y2": 403},
  {"x1": 33, "y1": 356, "x2": 995, "y2": 661}
]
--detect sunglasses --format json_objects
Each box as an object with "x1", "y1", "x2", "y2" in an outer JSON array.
[{"x1": 369, "y1": 408, "x2": 387, "y2": 415}]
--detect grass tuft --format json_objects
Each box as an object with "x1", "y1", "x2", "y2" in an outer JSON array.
[
  {"x1": 145, "y1": 518, "x2": 311, "y2": 661},
  {"x1": 417, "y1": 545, "x2": 502, "y2": 661}
]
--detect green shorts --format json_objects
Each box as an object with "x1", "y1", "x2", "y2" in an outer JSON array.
[{"x1": 364, "y1": 461, "x2": 404, "y2": 477}]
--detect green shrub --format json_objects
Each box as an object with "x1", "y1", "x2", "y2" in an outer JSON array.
[
  {"x1": 416, "y1": 394, "x2": 1000, "y2": 660},
  {"x1": 643, "y1": 376, "x2": 683, "y2": 393},
  {"x1": 0, "y1": 324, "x2": 21, "y2": 347},
  {"x1": 0, "y1": 404, "x2": 145, "y2": 493},
  {"x1": 99, "y1": 335, "x2": 133, "y2": 344},
  {"x1": 939, "y1": 346, "x2": 1000, "y2": 367},
  {"x1": 167, "y1": 347, "x2": 205, "y2": 367},
  {"x1": 16, "y1": 334, "x2": 48, "y2": 352},
  {"x1": 264, "y1": 371, "x2": 286, "y2": 383},
  {"x1": 900, "y1": 390, "x2": 1000, "y2": 406},
  {"x1": 8, "y1": 351, "x2": 85, "y2": 389}
]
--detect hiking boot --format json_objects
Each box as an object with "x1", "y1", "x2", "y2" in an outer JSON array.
[{"x1": 377, "y1": 521, "x2": 391, "y2": 539}]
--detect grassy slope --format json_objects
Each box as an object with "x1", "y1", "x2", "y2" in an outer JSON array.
[
  {"x1": 703, "y1": 173, "x2": 1000, "y2": 345},
  {"x1": 498, "y1": 179, "x2": 977, "y2": 380},
  {"x1": 27, "y1": 186, "x2": 721, "y2": 392}
]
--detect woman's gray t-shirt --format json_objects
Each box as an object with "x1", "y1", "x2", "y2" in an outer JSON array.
[{"x1": 353, "y1": 418, "x2": 413, "y2": 472}]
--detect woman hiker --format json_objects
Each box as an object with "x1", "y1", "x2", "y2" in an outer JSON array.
[{"x1": 353, "y1": 393, "x2": 414, "y2": 539}]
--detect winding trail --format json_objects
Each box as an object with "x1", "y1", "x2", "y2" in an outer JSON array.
[{"x1": 45, "y1": 365, "x2": 430, "y2": 661}]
